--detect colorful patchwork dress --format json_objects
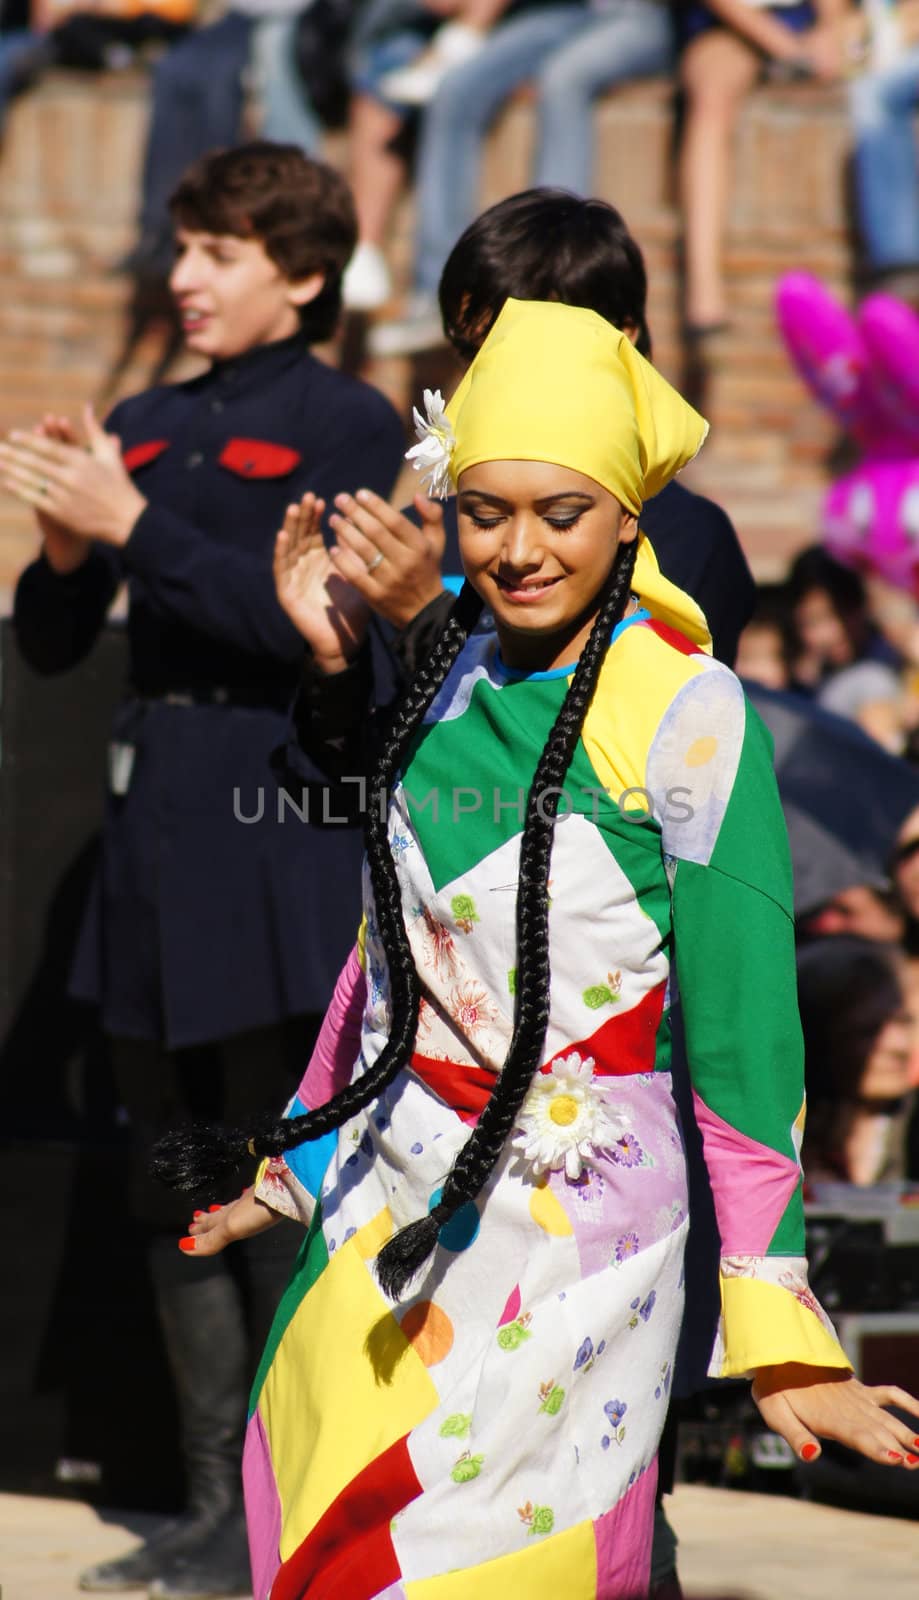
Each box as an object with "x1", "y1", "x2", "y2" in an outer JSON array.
[{"x1": 245, "y1": 610, "x2": 849, "y2": 1600}]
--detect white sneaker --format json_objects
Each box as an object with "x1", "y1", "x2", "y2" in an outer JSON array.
[
  {"x1": 367, "y1": 294, "x2": 446, "y2": 357},
  {"x1": 342, "y1": 242, "x2": 393, "y2": 312},
  {"x1": 378, "y1": 23, "x2": 486, "y2": 106}
]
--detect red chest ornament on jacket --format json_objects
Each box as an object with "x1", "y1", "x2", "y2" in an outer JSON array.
[
  {"x1": 218, "y1": 439, "x2": 302, "y2": 478},
  {"x1": 123, "y1": 440, "x2": 170, "y2": 473}
]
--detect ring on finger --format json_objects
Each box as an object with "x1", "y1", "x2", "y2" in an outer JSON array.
[
  {"x1": 365, "y1": 550, "x2": 384, "y2": 575},
  {"x1": 38, "y1": 477, "x2": 49, "y2": 497}
]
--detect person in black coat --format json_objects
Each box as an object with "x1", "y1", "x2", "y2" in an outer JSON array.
[{"x1": 2, "y1": 142, "x2": 405, "y2": 1600}]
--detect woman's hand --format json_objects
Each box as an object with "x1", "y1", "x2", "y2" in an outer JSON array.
[
  {"x1": 0, "y1": 403, "x2": 146, "y2": 545},
  {"x1": 753, "y1": 1362, "x2": 919, "y2": 1466},
  {"x1": 795, "y1": 21, "x2": 845, "y2": 80},
  {"x1": 178, "y1": 1187, "x2": 279, "y2": 1257},
  {"x1": 273, "y1": 492, "x2": 371, "y2": 672},
  {"x1": 31, "y1": 413, "x2": 93, "y2": 573},
  {"x1": 328, "y1": 489, "x2": 448, "y2": 630}
]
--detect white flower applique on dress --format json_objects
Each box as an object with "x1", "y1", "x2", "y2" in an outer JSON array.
[
  {"x1": 405, "y1": 388, "x2": 456, "y2": 499},
  {"x1": 514, "y1": 1053, "x2": 628, "y2": 1181}
]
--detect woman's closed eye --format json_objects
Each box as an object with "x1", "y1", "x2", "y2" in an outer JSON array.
[
  {"x1": 465, "y1": 510, "x2": 585, "y2": 531},
  {"x1": 466, "y1": 512, "x2": 506, "y2": 530},
  {"x1": 544, "y1": 512, "x2": 584, "y2": 530}
]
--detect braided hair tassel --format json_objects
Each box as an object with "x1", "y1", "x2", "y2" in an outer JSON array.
[{"x1": 151, "y1": 583, "x2": 485, "y2": 1194}]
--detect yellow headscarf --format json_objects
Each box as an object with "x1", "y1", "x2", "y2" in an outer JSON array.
[
  {"x1": 446, "y1": 298, "x2": 708, "y2": 514},
  {"x1": 406, "y1": 297, "x2": 713, "y2": 650}
]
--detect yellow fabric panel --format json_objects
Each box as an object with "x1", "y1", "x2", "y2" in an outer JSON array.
[
  {"x1": 632, "y1": 536, "x2": 712, "y2": 653},
  {"x1": 718, "y1": 1275, "x2": 852, "y2": 1379},
  {"x1": 262, "y1": 1218, "x2": 439, "y2": 1561},
  {"x1": 352, "y1": 1206, "x2": 395, "y2": 1262},
  {"x1": 357, "y1": 915, "x2": 367, "y2": 970},
  {"x1": 581, "y1": 621, "x2": 711, "y2": 806},
  {"x1": 404, "y1": 1516, "x2": 597, "y2": 1599}
]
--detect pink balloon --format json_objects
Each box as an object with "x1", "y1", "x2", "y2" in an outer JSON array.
[
  {"x1": 858, "y1": 293, "x2": 919, "y2": 450},
  {"x1": 776, "y1": 273, "x2": 883, "y2": 449},
  {"x1": 824, "y1": 459, "x2": 919, "y2": 589},
  {"x1": 777, "y1": 273, "x2": 919, "y2": 583}
]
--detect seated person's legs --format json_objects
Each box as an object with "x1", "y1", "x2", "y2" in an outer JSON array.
[
  {"x1": 678, "y1": 22, "x2": 760, "y2": 331},
  {"x1": 850, "y1": 46, "x2": 919, "y2": 284},
  {"x1": 0, "y1": 27, "x2": 48, "y2": 133},
  {"x1": 342, "y1": 4, "x2": 434, "y2": 308},
  {"x1": 135, "y1": 14, "x2": 253, "y2": 275},
  {"x1": 534, "y1": 0, "x2": 675, "y2": 194},
  {"x1": 250, "y1": 15, "x2": 323, "y2": 155},
  {"x1": 369, "y1": 3, "x2": 581, "y2": 354}
]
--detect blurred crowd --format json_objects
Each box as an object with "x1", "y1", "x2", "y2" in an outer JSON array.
[
  {"x1": 2, "y1": 0, "x2": 919, "y2": 356},
  {"x1": 735, "y1": 546, "x2": 919, "y2": 1189}
]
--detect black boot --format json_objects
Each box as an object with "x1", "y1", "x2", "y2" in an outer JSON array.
[
  {"x1": 77, "y1": 1513, "x2": 230, "y2": 1594},
  {"x1": 79, "y1": 1250, "x2": 248, "y2": 1594},
  {"x1": 142, "y1": 1227, "x2": 303, "y2": 1598},
  {"x1": 148, "y1": 1508, "x2": 252, "y2": 1599}
]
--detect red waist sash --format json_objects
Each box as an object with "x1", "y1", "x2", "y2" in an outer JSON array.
[{"x1": 410, "y1": 980, "x2": 667, "y2": 1121}]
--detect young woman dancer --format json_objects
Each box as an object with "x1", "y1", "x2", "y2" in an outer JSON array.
[{"x1": 158, "y1": 298, "x2": 919, "y2": 1599}]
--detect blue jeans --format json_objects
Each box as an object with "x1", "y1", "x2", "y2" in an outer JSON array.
[
  {"x1": 139, "y1": 12, "x2": 253, "y2": 247},
  {"x1": 412, "y1": 0, "x2": 675, "y2": 295},
  {"x1": 850, "y1": 46, "x2": 919, "y2": 271},
  {"x1": 0, "y1": 28, "x2": 42, "y2": 133},
  {"x1": 348, "y1": 0, "x2": 437, "y2": 98},
  {"x1": 251, "y1": 16, "x2": 321, "y2": 153}
]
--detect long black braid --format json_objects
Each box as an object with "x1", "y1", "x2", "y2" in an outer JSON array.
[
  {"x1": 153, "y1": 543, "x2": 638, "y2": 1304},
  {"x1": 376, "y1": 537, "x2": 637, "y2": 1295},
  {"x1": 150, "y1": 578, "x2": 485, "y2": 1193}
]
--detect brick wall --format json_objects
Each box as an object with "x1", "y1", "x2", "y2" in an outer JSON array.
[{"x1": 0, "y1": 69, "x2": 856, "y2": 597}]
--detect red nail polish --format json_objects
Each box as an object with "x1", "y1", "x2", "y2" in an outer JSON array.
[
  {"x1": 179, "y1": 1237, "x2": 196, "y2": 1253},
  {"x1": 801, "y1": 1443, "x2": 819, "y2": 1462},
  {"x1": 906, "y1": 1454, "x2": 919, "y2": 1464},
  {"x1": 193, "y1": 1210, "x2": 204, "y2": 1219},
  {"x1": 888, "y1": 1451, "x2": 903, "y2": 1462},
  {"x1": 208, "y1": 1204, "x2": 222, "y2": 1213}
]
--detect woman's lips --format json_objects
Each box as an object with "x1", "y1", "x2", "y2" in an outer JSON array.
[{"x1": 495, "y1": 575, "x2": 562, "y2": 603}]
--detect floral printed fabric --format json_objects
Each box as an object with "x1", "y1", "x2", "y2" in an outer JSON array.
[{"x1": 247, "y1": 617, "x2": 846, "y2": 1600}]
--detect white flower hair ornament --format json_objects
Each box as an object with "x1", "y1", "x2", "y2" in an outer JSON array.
[
  {"x1": 405, "y1": 388, "x2": 456, "y2": 500},
  {"x1": 513, "y1": 1053, "x2": 629, "y2": 1181}
]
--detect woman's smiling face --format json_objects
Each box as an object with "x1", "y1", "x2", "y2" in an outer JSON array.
[{"x1": 457, "y1": 459, "x2": 639, "y2": 671}]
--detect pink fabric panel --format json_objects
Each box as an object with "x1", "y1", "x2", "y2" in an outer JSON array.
[
  {"x1": 593, "y1": 1457, "x2": 658, "y2": 1598},
  {"x1": 243, "y1": 1409, "x2": 283, "y2": 1600},
  {"x1": 692, "y1": 1090, "x2": 801, "y2": 1255},
  {"x1": 296, "y1": 945, "x2": 366, "y2": 1109}
]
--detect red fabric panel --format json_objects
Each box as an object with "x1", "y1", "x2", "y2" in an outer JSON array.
[
  {"x1": 123, "y1": 439, "x2": 169, "y2": 472},
  {"x1": 409, "y1": 981, "x2": 668, "y2": 1118},
  {"x1": 575, "y1": 979, "x2": 667, "y2": 1076},
  {"x1": 642, "y1": 619, "x2": 704, "y2": 657},
  {"x1": 297, "y1": 1526, "x2": 400, "y2": 1600},
  {"x1": 218, "y1": 437, "x2": 302, "y2": 478},
  {"x1": 409, "y1": 1053, "x2": 495, "y2": 1119},
  {"x1": 271, "y1": 1434, "x2": 420, "y2": 1600}
]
